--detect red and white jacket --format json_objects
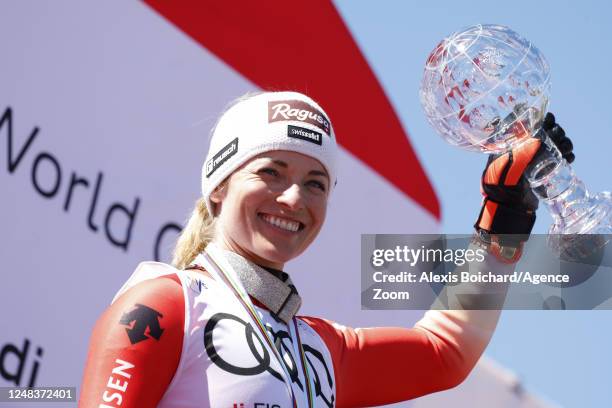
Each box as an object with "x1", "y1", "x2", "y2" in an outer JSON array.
[{"x1": 80, "y1": 247, "x2": 504, "y2": 407}]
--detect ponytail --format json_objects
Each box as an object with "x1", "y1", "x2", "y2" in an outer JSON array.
[
  {"x1": 172, "y1": 197, "x2": 216, "y2": 269},
  {"x1": 173, "y1": 91, "x2": 265, "y2": 269}
]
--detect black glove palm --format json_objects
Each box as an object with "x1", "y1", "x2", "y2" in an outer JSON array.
[{"x1": 475, "y1": 112, "x2": 575, "y2": 236}]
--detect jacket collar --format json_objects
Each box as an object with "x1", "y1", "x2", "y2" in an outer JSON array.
[{"x1": 193, "y1": 243, "x2": 302, "y2": 324}]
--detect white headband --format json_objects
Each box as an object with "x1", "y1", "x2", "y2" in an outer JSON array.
[{"x1": 201, "y1": 91, "x2": 338, "y2": 213}]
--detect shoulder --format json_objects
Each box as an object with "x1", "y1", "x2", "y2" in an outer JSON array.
[
  {"x1": 112, "y1": 261, "x2": 184, "y2": 303},
  {"x1": 101, "y1": 262, "x2": 185, "y2": 338},
  {"x1": 80, "y1": 263, "x2": 186, "y2": 407},
  {"x1": 300, "y1": 316, "x2": 354, "y2": 336},
  {"x1": 92, "y1": 262, "x2": 187, "y2": 355},
  {"x1": 112, "y1": 261, "x2": 216, "y2": 304},
  {"x1": 298, "y1": 316, "x2": 355, "y2": 352},
  {"x1": 113, "y1": 274, "x2": 183, "y2": 312}
]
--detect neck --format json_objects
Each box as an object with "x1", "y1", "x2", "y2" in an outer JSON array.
[
  {"x1": 202, "y1": 243, "x2": 301, "y2": 324},
  {"x1": 212, "y1": 234, "x2": 286, "y2": 270}
]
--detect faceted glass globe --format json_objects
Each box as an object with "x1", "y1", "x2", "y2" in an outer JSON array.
[{"x1": 420, "y1": 24, "x2": 551, "y2": 153}]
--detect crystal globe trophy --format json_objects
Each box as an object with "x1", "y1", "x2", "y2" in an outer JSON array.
[{"x1": 419, "y1": 24, "x2": 611, "y2": 253}]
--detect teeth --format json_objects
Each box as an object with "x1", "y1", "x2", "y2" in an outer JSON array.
[{"x1": 261, "y1": 214, "x2": 300, "y2": 232}]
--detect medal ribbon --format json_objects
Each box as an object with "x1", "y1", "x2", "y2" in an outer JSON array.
[
  {"x1": 200, "y1": 246, "x2": 314, "y2": 408},
  {"x1": 291, "y1": 319, "x2": 315, "y2": 408}
]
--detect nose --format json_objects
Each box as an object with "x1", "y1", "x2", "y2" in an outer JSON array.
[{"x1": 276, "y1": 183, "x2": 305, "y2": 211}]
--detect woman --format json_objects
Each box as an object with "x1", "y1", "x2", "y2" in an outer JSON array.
[{"x1": 80, "y1": 91, "x2": 574, "y2": 407}]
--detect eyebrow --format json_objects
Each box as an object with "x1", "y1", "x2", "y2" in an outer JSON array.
[
  {"x1": 271, "y1": 159, "x2": 329, "y2": 179},
  {"x1": 272, "y1": 160, "x2": 288, "y2": 168},
  {"x1": 308, "y1": 170, "x2": 328, "y2": 178}
]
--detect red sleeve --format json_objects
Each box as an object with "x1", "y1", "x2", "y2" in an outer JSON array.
[
  {"x1": 301, "y1": 316, "x2": 468, "y2": 407},
  {"x1": 79, "y1": 274, "x2": 185, "y2": 408}
]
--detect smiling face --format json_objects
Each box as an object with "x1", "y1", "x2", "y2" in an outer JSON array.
[{"x1": 210, "y1": 150, "x2": 330, "y2": 270}]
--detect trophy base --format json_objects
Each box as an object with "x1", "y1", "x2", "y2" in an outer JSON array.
[
  {"x1": 547, "y1": 192, "x2": 611, "y2": 262},
  {"x1": 548, "y1": 191, "x2": 612, "y2": 235}
]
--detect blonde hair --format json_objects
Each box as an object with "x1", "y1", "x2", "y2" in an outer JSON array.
[
  {"x1": 172, "y1": 197, "x2": 216, "y2": 269},
  {"x1": 172, "y1": 91, "x2": 268, "y2": 269}
]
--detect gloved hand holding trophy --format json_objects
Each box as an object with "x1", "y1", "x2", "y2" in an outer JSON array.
[{"x1": 419, "y1": 24, "x2": 611, "y2": 258}]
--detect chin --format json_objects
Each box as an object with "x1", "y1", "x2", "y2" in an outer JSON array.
[{"x1": 255, "y1": 241, "x2": 301, "y2": 266}]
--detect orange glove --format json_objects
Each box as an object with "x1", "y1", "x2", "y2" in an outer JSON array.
[{"x1": 475, "y1": 112, "x2": 575, "y2": 238}]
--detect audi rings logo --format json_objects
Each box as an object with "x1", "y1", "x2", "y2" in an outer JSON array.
[
  {"x1": 204, "y1": 313, "x2": 334, "y2": 407},
  {"x1": 204, "y1": 312, "x2": 285, "y2": 382}
]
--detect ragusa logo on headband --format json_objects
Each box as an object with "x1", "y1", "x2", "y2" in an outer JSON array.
[
  {"x1": 206, "y1": 138, "x2": 238, "y2": 177},
  {"x1": 268, "y1": 100, "x2": 331, "y2": 135}
]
